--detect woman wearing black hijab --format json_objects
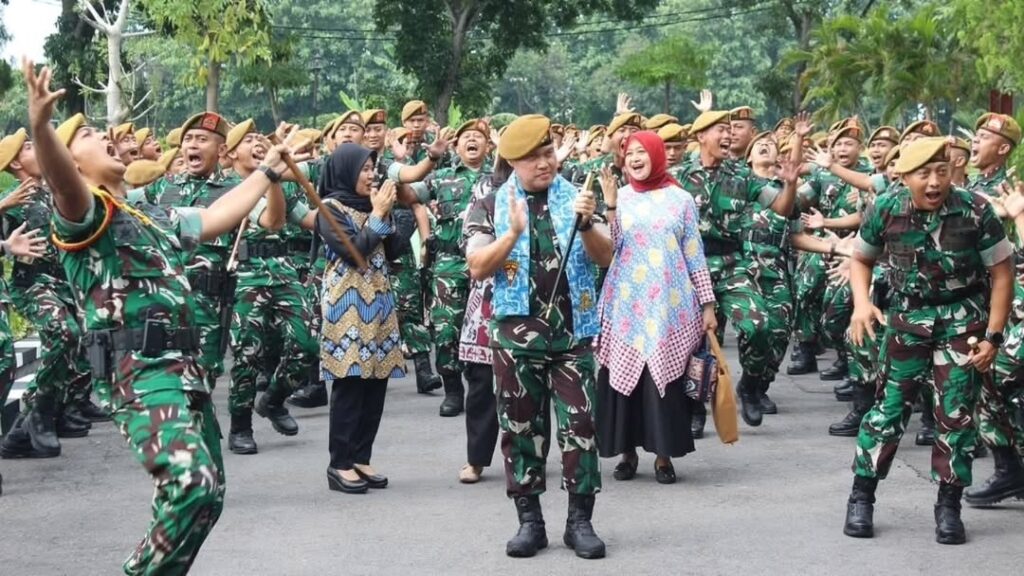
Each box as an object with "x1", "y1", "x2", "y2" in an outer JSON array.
[{"x1": 318, "y1": 143, "x2": 406, "y2": 494}]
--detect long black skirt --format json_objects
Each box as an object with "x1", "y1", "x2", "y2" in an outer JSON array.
[{"x1": 596, "y1": 366, "x2": 695, "y2": 458}]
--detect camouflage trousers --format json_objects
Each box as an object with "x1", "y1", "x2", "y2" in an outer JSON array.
[
  {"x1": 708, "y1": 254, "x2": 773, "y2": 380},
  {"x1": 13, "y1": 280, "x2": 92, "y2": 413},
  {"x1": 391, "y1": 253, "x2": 432, "y2": 356},
  {"x1": 821, "y1": 281, "x2": 853, "y2": 352},
  {"x1": 792, "y1": 252, "x2": 826, "y2": 344},
  {"x1": 192, "y1": 291, "x2": 225, "y2": 392},
  {"x1": 228, "y1": 281, "x2": 318, "y2": 415},
  {"x1": 981, "y1": 320, "x2": 1024, "y2": 456},
  {"x1": 494, "y1": 346, "x2": 601, "y2": 498},
  {"x1": 0, "y1": 301, "x2": 14, "y2": 410},
  {"x1": 112, "y1": 389, "x2": 225, "y2": 576},
  {"x1": 750, "y1": 251, "x2": 794, "y2": 383},
  {"x1": 848, "y1": 331, "x2": 880, "y2": 388},
  {"x1": 854, "y1": 325, "x2": 983, "y2": 486},
  {"x1": 430, "y1": 255, "x2": 469, "y2": 375}
]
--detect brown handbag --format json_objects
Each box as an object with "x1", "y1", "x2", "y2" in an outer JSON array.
[{"x1": 706, "y1": 331, "x2": 739, "y2": 444}]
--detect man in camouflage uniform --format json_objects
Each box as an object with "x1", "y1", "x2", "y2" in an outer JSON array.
[
  {"x1": 728, "y1": 106, "x2": 757, "y2": 160},
  {"x1": 464, "y1": 115, "x2": 608, "y2": 560},
  {"x1": 564, "y1": 112, "x2": 640, "y2": 207},
  {"x1": 677, "y1": 110, "x2": 795, "y2": 427},
  {"x1": 0, "y1": 128, "x2": 100, "y2": 459},
  {"x1": 843, "y1": 137, "x2": 1013, "y2": 545},
  {"x1": 20, "y1": 62, "x2": 289, "y2": 574}
]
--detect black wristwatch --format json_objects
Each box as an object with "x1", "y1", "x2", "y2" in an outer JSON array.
[
  {"x1": 985, "y1": 330, "x2": 1005, "y2": 347},
  {"x1": 259, "y1": 165, "x2": 282, "y2": 183},
  {"x1": 577, "y1": 217, "x2": 594, "y2": 232}
]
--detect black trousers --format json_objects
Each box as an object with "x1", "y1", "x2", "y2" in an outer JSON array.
[
  {"x1": 464, "y1": 362, "x2": 499, "y2": 467},
  {"x1": 328, "y1": 376, "x2": 388, "y2": 470}
]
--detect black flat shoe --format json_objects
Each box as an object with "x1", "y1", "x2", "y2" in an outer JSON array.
[
  {"x1": 354, "y1": 467, "x2": 389, "y2": 489},
  {"x1": 612, "y1": 458, "x2": 638, "y2": 481},
  {"x1": 327, "y1": 468, "x2": 368, "y2": 494},
  {"x1": 655, "y1": 461, "x2": 676, "y2": 485}
]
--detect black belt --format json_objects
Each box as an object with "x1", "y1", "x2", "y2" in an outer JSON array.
[
  {"x1": 901, "y1": 287, "x2": 978, "y2": 308},
  {"x1": 287, "y1": 238, "x2": 312, "y2": 254},
  {"x1": 238, "y1": 239, "x2": 288, "y2": 261},
  {"x1": 743, "y1": 229, "x2": 789, "y2": 250},
  {"x1": 83, "y1": 326, "x2": 199, "y2": 353},
  {"x1": 12, "y1": 260, "x2": 64, "y2": 287},
  {"x1": 188, "y1": 268, "x2": 230, "y2": 296},
  {"x1": 702, "y1": 237, "x2": 741, "y2": 256}
]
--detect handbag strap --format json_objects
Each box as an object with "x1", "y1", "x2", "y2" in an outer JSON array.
[{"x1": 705, "y1": 330, "x2": 731, "y2": 376}]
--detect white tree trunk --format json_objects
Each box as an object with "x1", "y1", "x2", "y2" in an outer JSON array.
[{"x1": 106, "y1": 28, "x2": 123, "y2": 125}]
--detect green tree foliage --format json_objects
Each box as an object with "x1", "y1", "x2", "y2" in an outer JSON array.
[
  {"x1": 0, "y1": 0, "x2": 12, "y2": 100},
  {"x1": 616, "y1": 34, "x2": 709, "y2": 113},
  {"x1": 42, "y1": 0, "x2": 113, "y2": 116},
  {"x1": 236, "y1": 34, "x2": 307, "y2": 125},
  {"x1": 952, "y1": 0, "x2": 1024, "y2": 93}
]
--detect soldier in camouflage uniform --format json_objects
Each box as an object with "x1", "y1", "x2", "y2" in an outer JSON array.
[
  {"x1": 410, "y1": 119, "x2": 492, "y2": 417},
  {"x1": 221, "y1": 120, "x2": 319, "y2": 454},
  {"x1": 144, "y1": 113, "x2": 242, "y2": 393},
  {"x1": 843, "y1": 137, "x2": 1013, "y2": 545},
  {"x1": 464, "y1": 115, "x2": 608, "y2": 560},
  {"x1": 963, "y1": 113, "x2": 1024, "y2": 505},
  {"x1": 20, "y1": 62, "x2": 290, "y2": 574},
  {"x1": 676, "y1": 110, "x2": 796, "y2": 428}
]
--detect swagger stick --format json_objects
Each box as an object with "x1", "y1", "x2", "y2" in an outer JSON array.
[
  {"x1": 269, "y1": 134, "x2": 367, "y2": 271},
  {"x1": 544, "y1": 172, "x2": 593, "y2": 322}
]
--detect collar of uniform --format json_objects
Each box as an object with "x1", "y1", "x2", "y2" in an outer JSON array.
[{"x1": 973, "y1": 164, "x2": 1007, "y2": 187}]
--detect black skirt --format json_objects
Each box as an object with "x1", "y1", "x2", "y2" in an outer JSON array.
[{"x1": 596, "y1": 366, "x2": 695, "y2": 458}]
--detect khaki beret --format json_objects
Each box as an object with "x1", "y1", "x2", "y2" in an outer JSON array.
[
  {"x1": 894, "y1": 137, "x2": 948, "y2": 174},
  {"x1": 645, "y1": 114, "x2": 679, "y2": 131},
  {"x1": 158, "y1": 147, "x2": 179, "y2": 171},
  {"x1": 657, "y1": 123, "x2": 687, "y2": 143},
  {"x1": 778, "y1": 137, "x2": 792, "y2": 155},
  {"x1": 296, "y1": 128, "x2": 323, "y2": 146},
  {"x1": 455, "y1": 118, "x2": 490, "y2": 140},
  {"x1": 883, "y1": 146, "x2": 901, "y2": 167},
  {"x1": 498, "y1": 114, "x2": 552, "y2": 161},
  {"x1": 745, "y1": 131, "x2": 776, "y2": 160},
  {"x1": 811, "y1": 131, "x2": 829, "y2": 148},
  {"x1": 588, "y1": 124, "x2": 607, "y2": 134},
  {"x1": 331, "y1": 111, "x2": 364, "y2": 135},
  {"x1": 166, "y1": 127, "x2": 183, "y2": 147},
  {"x1": 975, "y1": 113, "x2": 1021, "y2": 146},
  {"x1": 392, "y1": 127, "x2": 410, "y2": 142},
  {"x1": 690, "y1": 110, "x2": 731, "y2": 134},
  {"x1": 607, "y1": 113, "x2": 643, "y2": 136},
  {"x1": 181, "y1": 112, "x2": 229, "y2": 139},
  {"x1": 401, "y1": 100, "x2": 428, "y2": 122},
  {"x1": 225, "y1": 118, "x2": 256, "y2": 153},
  {"x1": 951, "y1": 137, "x2": 971, "y2": 154},
  {"x1": 113, "y1": 122, "x2": 134, "y2": 141},
  {"x1": 730, "y1": 107, "x2": 756, "y2": 122},
  {"x1": 550, "y1": 123, "x2": 565, "y2": 135},
  {"x1": 134, "y1": 128, "x2": 151, "y2": 145},
  {"x1": 831, "y1": 125, "x2": 864, "y2": 145},
  {"x1": 586, "y1": 127, "x2": 606, "y2": 146},
  {"x1": 362, "y1": 109, "x2": 387, "y2": 126},
  {"x1": 321, "y1": 117, "x2": 339, "y2": 138},
  {"x1": 56, "y1": 113, "x2": 87, "y2": 147},
  {"x1": 868, "y1": 126, "x2": 899, "y2": 145},
  {"x1": 124, "y1": 159, "x2": 168, "y2": 188},
  {"x1": 0, "y1": 128, "x2": 28, "y2": 172},
  {"x1": 900, "y1": 120, "x2": 940, "y2": 142},
  {"x1": 774, "y1": 118, "x2": 794, "y2": 132}
]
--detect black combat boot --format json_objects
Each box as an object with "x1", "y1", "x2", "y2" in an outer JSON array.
[
  {"x1": 965, "y1": 447, "x2": 1024, "y2": 506},
  {"x1": 255, "y1": 388, "x2": 299, "y2": 436},
  {"x1": 287, "y1": 382, "x2": 328, "y2": 409},
  {"x1": 786, "y1": 342, "x2": 818, "y2": 375},
  {"x1": 60, "y1": 403, "x2": 93, "y2": 428},
  {"x1": 935, "y1": 483, "x2": 967, "y2": 545},
  {"x1": 737, "y1": 375, "x2": 763, "y2": 427},
  {"x1": 691, "y1": 401, "x2": 707, "y2": 439},
  {"x1": 915, "y1": 408, "x2": 935, "y2": 446},
  {"x1": 24, "y1": 395, "x2": 61, "y2": 457},
  {"x1": 438, "y1": 372, "x2": 465, "y2": 417},
  {"x1": 414, "y1": 353, "x2": 442, "y2": 394},
  {"x1": 563, "y1": 493, "x2": 606, "y2": 559},
  {"x1": 506, "y1": 495, "x2": 548, "y2": 558},
  {"x1": 229, "y1": 411, "x2": 258, "y2": 454},
  {"x1": 759, "y1": 380, "x2": 778, "y2": 415},
  {"x1": 820, "y1": 351, "x2": 849, "y2": 381},
  {"x1": 76, "y1": 399, "x2": 111, "y2": 422},
  {"x1": 843, "y1": 475, "x2": 878, "y2": 538},
  {"x1": 56, "y1": 411, "x2": 90, "y2": 439},
  {"x1": 833, "y1": 377, "x2": 855, "y2": 402},
  {"x1": 0, "y1": 414, "x2": 54, "y2": 459},
  {"x1": 829, "y1": 381, "x2": 873, "y2": 437}
]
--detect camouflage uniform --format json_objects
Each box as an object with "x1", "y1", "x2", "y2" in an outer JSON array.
[
  {"x1": 145, "y1": 171, "x2": 241, "y2": 390},
  {"x1": 852, "y1": 187, "x2": 1012, "y2": 486},
  {"x1": 464, "y1": 190, "x2": 601, "y2": 498},
  {"x1": 1, "y1": 181, "x2": 92, "y2": 415},
  {"x1": 53, "y1": 190, "x2": 224, "y2": 575},
  {"x1": 0, "y1": 275, "x2": 14, "y2": 414}
]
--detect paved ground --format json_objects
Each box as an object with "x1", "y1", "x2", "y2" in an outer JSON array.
[{"x1": 1, "y1": 344, "x2": 1021, "y2": 576}]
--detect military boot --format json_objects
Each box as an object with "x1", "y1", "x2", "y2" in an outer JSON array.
[
  {"x1": 915, "y1": 408, "x2": 935, "y2": 446},
  {"x1": 843, "y1": 475, "x2": 878, "y2": 538},
  {"x1": 76, "y1": 399, "x2": 111, "y2": 422},
  {"x1": 24, "y1": 395, "x2": 61, "y2": 457},
  {"x1": 829, "y1": 381, "x2": 873, "y2": 437},
  {"x1": 786, "y1": 342, "x2": 818, "y2": 375},
  {"x1": 255, "y1": 388, "x2": 299, "y2": 436},
  {"x1": 737, "y1": 374, "x2": 763, "y2": 427},
  {"x1": 758, "y1": 380, "x2": 778, "y2": 415},
  {"x1": 563, "y1": 493, "x2": 606, "y2": 559},
  {"x1": 833, "y1": 377, "x2": 856, "y2": 402},
  {"x1": 0, "y1": 414, "x2": 55, "y2": 459},
  {"x1": 439, "y1": 372, "x2": 465, "y2": 417},
  {"x1": 56, "y1": 411, "x2": 90, "y2": 439},
  {"x1": 965, "y1": 447, "x2": 1024, "y2": 506},
  {"x1": 691, "y1": 401, "x2": 707, "y2": 439},
  {"x1": 287, "y1": 382, "x2": 328, "y2": 409},
  {"x1": 414, "y1": 353, "x2": 442, "y2": 394},
  {"x1": 506, "y1": 495, "x2": 548, "y2": 558},
  {"x1": 228, "y1": 412, "x2": 258, "y2": 455},
  {"x1": 935, "y1": 483, "x2": 967, "y2": 545},
  {"x1": 820, "y1": 351, "x2": 849, "y2": 381}
]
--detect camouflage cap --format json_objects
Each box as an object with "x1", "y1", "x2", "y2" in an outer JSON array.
[
  {"x1": 745, "y1": 131, "x2": 776, "y2": 160},
  {"x1": 401, "y1": 100, "x2": 428, "y2": 122},
  {"x1": 134, "y1": 127, "x2": 151, "y2": 144},
  {"x1": 730, "y1": 106, "x2": 756, "y2": 122},
  {"x1": 455, "y1": 118, "x2": 490, "y2": 139},
  {"x1": 225, "y1": 118, "x2": 256, "y2": 153},
  {"x1": 181, "y1": 112, "x2": 230, "y2": 139},
  {"x1": 498, "y1": 114, "x2": 552, "y2": 160},
  {"x1": 124, "y1": 159, "x2": 168, "y2": 188},
  {"x1": 56, "y1": 113, "x2": 87, "y2": 147},
  {"x1": 690, "y1": 110, "x2": 731, "y2": 134},
  {"x1": 868, "y1": 126, "x2": 899, "y2": 145},
  {"x1": 607, "y1": 112, "x2": 643, "y2": 136},
  {"x1": 894, "y1": 137, "x2": 948, "y2": 173},
  {"x1": 113, "y1": 122, "x2": 134, "y2": 141},
  {"x1": 900, "y1": 120, "x2": 940, "y2": 142},
  {"x1": 645, "y1": 114, "x2": 679, "y2": 131},
  {"x1": 657, "y1": 123, "x2": 687, "y2": 143},
  {"x1": 166, "y1": 127, "x2": 183, "y2": 147},
  {"x1": 362, "y1": 108, "x2": 387, "y2": 126},
  {"x1": 975, "y1": 112, "x2": 1021, "y2": 146},
  {"x1": 0, "y1": 128, "x2": 28, "y2": 172}
]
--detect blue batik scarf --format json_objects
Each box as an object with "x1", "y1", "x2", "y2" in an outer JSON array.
[{"x1": 493, "y1": 173, "x2": 599, "y2": 339}]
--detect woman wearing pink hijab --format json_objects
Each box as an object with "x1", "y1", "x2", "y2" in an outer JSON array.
[{"x1": 595, "y1": 131, "x2": 717, "y2": 484}]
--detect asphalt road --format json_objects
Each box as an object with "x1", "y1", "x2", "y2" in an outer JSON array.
[{"x1": 1, "y1": 345, "x2": 1021, "y2": 575}]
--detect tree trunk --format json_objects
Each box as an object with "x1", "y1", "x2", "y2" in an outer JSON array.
[
  {"x1": 105, "y1": 26, "x2": 123, "y2": 125},
  {"x1": 206, "y1": 60, "x2": 221, "y2": 113},
  {"x1": 269, "y1": 86, "x2": 281, "y2": 125},
  {"x1": 437, "y1": 4, "x2": 478, "y2": 126}
]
